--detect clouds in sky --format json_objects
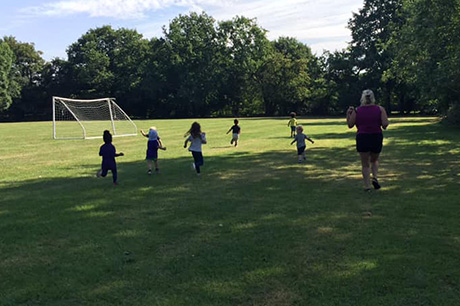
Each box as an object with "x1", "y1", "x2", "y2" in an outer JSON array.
[
  {"x1": 14, "y1": 0, "x2": 363, "y2": 58},
  {"x1": 21, "y1": 0, "x2": 228, "y2": 19}
]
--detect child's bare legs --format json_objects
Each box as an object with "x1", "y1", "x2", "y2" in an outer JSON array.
[
  {"x1": 359, "y1": 152, "x2": 372, "y2": 190},
  {"x1": 297, "y1": 146, "x2": 306, "y2": 163},
  {"x1": 147, "y1": 159, "x2": 160, "y2": 174},
  {"x1": 234, "y1": 139, "x2": 238, "y2": 147},
  {"x1": 297, "y1": 152, "x2": 306, "y2": 162},
  {"x1": 147, "y1": 160, "x2": 153, "y2": 174}
]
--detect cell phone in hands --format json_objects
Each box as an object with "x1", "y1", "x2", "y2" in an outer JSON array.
[{"x1": 347, "y1": 106, "x2": 356, "y2": 115}]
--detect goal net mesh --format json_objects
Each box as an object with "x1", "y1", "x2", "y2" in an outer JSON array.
[{"x1": 53, "y1": 97, "x2": 137, "y2": 139}]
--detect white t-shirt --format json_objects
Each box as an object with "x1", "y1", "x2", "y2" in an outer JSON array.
[
  {"x1": 294, "y1": 133, "x2": 309, "y2": 148},
  {"x1": 188, "y1": 133, "x2": 206, "y2": 152}
]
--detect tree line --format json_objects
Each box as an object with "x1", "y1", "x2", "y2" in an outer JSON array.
[{"x1": 1, "y1": 0, "x2": 459, "y2": 122}]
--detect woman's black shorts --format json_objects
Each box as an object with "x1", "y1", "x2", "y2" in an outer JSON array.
[{"x1": 356, "y1": 133, "x2": 383, "y2": 153}]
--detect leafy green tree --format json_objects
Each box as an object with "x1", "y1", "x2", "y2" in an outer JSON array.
[
  {"x1": 41, "y1": 58, "x2": 74, "y2": 99},
  {"x1": 1, "y1": 36, "x2": 45, "y2": 86},
  {"x1": 109, "y1": 28, "x2": 149, "y2": 113},
  {"x1": 1, "y1": 36, "x2": 45, "y2": 119},
  {"x1": 306, "y1": 55, "x2": 337, "y2": 115},
  {"x1": 0, "y1": 42, "x2": 15, "y2": 111},
  {"x1": 322, "y1": 50, "x2": 361, "y2": 112},
  {"x1": 66, "y1": 25, "x2": 149, "y2": 114},
  {"x1": 259, "y1": 37, "x2": 312, "y2": 115},
  {"x1": 135, "y1": 37, "x2": 168, "y2": 118},
  {"x1": 67, "y1": 26, "x2": 117, "y2": 96},
  {"x1": 348, "y1": 0, "x2": 405, "y2": 111},
  {"x1": 391, "y1": 0, "x2": 460, "y2": 119},
  {"x1": 161, "y1": 12, "x2": 220, "y2": 117},
  {"x1": 216, "y1": 16, "x2": 271, "y2": 116}
]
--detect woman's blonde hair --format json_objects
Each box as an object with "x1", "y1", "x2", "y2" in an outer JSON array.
[
  {"x1": 360, "y1": 89, "x2": 376, "y2": 106},
  {"x1": 149, "y1": 126, "x2": 157, "y2": 131}
]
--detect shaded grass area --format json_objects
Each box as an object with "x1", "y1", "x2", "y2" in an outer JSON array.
[{"x1": 1, "y1": 117, "x2": 460, "y2": 305}]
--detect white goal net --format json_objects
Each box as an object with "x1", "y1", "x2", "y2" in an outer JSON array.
[{"x1": 53, "y1": 97, "x2": 137, "y2": 139}]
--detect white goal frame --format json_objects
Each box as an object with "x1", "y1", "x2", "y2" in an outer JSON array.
[{"x1": 52, "y1": 96, "x2": 137, "y2": 139}]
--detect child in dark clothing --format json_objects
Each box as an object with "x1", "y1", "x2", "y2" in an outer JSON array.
[
  {"x1": 97, "y1": 130, "x2": 124, "y2": 185},
  {"x1": 226, "y1": 119, "x2": 241, "y2": 147}
]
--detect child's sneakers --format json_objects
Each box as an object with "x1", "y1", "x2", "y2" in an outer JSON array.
[
  {"x1": 147, "y1": 169, "x2": 160, "y2": 175},
  {"x1": 191, "y1": 163, "x2": 196, "y2": 170},
  {"x1": 96, "y1": 170, "x2": 102, "y2": 178}
]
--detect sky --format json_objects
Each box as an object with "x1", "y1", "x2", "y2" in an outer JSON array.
[{"x1": 0, "y1": 0, "x2": 364, "y2": 61}]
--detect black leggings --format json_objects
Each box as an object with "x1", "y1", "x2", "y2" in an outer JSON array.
[
  {"x1": 191, "y1": 151, "x2": 204, "y2": 174},
  {"x1": 101, "y1": 165, "x2": 117, "y2": 183}
]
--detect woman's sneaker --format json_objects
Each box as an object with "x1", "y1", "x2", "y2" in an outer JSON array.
[{"x1": 372, "y1": 178, "x2": 381, "y2": 190}]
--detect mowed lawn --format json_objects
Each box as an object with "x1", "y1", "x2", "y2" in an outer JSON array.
[{"x1": 1, "y1": 117, "x2": 460, "y2": 305}]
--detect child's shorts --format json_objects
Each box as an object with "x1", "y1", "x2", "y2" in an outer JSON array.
[
  {"x1": 297, "y1": 146, "x2": 306, "y2": 155},
  {"x1": 146, "y1": 140, "x2": 159, "y2": 160},
  {"x1": 232, "y1": 133, "x2": 239, "y2": 141},
  {"x1": 291, "y1": 126, "x2": 296, "y2": 132}
]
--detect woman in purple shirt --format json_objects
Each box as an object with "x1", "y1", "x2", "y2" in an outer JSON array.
[{"x1": 347, "y1": 90, "x2": 389, "y2": 191}]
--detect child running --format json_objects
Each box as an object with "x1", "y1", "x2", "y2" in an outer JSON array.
[
  {"x1": 140, "y1": 126, "x2": 166, "y2": 175},
  {"x1": 97, "y1": 130, "x2": 124, "y2": 185},
  {"x1": 184, "y1": 122, "x2": 207, "y2": 176},
  {"x1": 287, "y1": 112, "x2": 298, "y2": 137},
  {"x1": 290, "y1": 125, "x2": 314, "y2": 163},
  {"x1": 226, "y1": 119, "x2": 241, "y2": 147}
]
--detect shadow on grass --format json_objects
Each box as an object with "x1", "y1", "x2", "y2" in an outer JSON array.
[{"x1": 1, "y1": 120, "x2": 460, "y2": 305}]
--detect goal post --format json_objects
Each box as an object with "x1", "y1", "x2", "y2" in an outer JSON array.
[{"x1": 52, "y1": 96, "x2": 137, "y2": 139}]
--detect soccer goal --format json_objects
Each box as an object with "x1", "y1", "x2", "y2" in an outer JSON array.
[{"x1": 52, "y1": 97, "x2": 137, "y2": 139}]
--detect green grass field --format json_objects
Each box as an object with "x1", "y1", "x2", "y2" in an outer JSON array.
[{"x1": 1, "y1": 117, "x2": 460, "y2": 305}]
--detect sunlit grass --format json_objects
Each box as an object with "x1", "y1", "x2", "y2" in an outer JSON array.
[{"x1": 1, "y1": 117, "x2": 460, "y2": 305}]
